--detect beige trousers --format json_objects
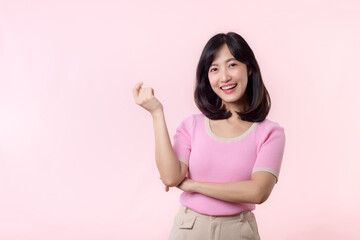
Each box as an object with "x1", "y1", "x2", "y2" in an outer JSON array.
[{"x1": 168, "y1": 205, "x2": 261, "y2": 240}]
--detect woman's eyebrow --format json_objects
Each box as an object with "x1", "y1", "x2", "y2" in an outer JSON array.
[{"x1": 210, "y1": 58, "x2": 236, "y2": 67}]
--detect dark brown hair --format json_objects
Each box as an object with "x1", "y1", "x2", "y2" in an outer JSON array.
[{"x1": 194, "y1": 32, "x2": 271, "y2": 122}]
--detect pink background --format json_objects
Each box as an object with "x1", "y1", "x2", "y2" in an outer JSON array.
[{"x1": 1, "y1": 0, "x2": 359, "y2": 239}]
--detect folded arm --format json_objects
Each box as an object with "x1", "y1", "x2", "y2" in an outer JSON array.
[{"x1": 178, "y1": 171, "x2": 277, "y2": 204}]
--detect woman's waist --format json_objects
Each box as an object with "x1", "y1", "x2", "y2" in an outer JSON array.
[
  {"x1": 179, "y1": 192, "x2": 255, "y2": 216},
  {"x1": 178, "y1": 204, "x2": 256, "y2": 222}
]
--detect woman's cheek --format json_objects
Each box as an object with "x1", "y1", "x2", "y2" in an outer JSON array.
[{"x1": 208, "y1": 75, "x2": 217, "y2": 86}]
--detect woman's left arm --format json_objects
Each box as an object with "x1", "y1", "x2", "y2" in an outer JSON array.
[{"x1": 177, "y1": 171, "x2": 277, "y2": 204}]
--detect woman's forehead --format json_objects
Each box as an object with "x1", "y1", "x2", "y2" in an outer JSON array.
[{"x1": 212, "y1": 45, "x2": 235, "y2": 64}]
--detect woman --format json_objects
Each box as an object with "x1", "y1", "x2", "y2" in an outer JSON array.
[{"x1": 132, "y1": 32, "x2": 286, "y2": 240}]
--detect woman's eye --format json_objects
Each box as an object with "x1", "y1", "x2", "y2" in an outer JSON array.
[
  {"x1": 210, "y1": 68, "x2": 217, "y2": 72},
  {"x1": 230, "y1": 63, "x2": 237, "y2": 67}
]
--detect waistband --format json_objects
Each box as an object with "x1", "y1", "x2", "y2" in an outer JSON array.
[{"x1": 179, "y1": 205, "x2": 255, "y2": 222}]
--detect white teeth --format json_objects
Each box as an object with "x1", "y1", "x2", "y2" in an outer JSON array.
[{"x1": 221, "y1": 84, "x2": 237, "y2": 90}]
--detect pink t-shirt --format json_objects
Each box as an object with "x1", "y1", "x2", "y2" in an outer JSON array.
[{"x1": 172, "y1": 113, "x2": 286, "y2": 216}]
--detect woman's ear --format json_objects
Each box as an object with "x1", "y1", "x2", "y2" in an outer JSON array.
[{"x1": 248, "y1": 68, "x2": 252, "y2": 77}]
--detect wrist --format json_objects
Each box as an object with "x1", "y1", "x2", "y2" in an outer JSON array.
[
  {"x1": 191, "y1": 180, "x2": 199, "y2": 192},
  {"x1": 151, "y1": 107, "x2": 164, "y2": 119}
]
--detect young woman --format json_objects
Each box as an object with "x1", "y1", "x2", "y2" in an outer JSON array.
[{"x1": 132, "y1": 32, "x2": 286, "y2": 240}]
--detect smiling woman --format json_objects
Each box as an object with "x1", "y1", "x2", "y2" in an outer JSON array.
[
  {"x1": 194, "y1": 32, "x2": 270, "y2": 122},
  {"x1": 133, "y1": 32, "x2": 286, "y2": 240},
  {"x1": 208, "y1": 45, "x2": 250, "y2": 112}
]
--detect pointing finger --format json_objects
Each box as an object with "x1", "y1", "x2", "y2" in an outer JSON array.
[{"x1": 132, "y1": 82, "x2": 143, "y2": 97}]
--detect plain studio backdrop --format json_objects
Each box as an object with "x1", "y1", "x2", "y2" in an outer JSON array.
[{"x1": 1, "y1": 0, "x2": 359, "y2": 239}]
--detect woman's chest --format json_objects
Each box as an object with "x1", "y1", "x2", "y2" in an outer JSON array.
[{"x1": 188, "y1": 142, "x2": 257, "y2": 181}]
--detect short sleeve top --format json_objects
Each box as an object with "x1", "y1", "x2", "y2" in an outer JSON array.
[{"x1": 172, "y1": 113, "x2": 286, "y2": 216}]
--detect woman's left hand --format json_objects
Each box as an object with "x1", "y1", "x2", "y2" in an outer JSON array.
[
  {"x1": 160, "y1": 177, "x2": 196, "y2": 193},
  {"x1": 176, "y1": 178, "x2": 195, "y2": 193}
]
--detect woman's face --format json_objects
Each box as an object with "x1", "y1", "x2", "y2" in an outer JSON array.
[{"x1": 208, "y1": 44, "x2": 251, "y2": 112}]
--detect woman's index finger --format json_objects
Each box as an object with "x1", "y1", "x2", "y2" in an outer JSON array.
[{"x1": 132, "y1": 82, "x2": 143, "y2": 96}]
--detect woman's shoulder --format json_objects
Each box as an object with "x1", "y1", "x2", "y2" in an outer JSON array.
[
  {"x1": 256, "y1": 118, "x2": 284, "y2": 129},
  {"x1": 176, "y1": 113, "x2": 202, "y2": 129},
  {"x1": 180, "y1": 112, "x2": 204, "y2": 123},
  {"x1": 255, "y1": 118, "x2": 286, "y2": 139},
  {"x1": 176, "y1": 113, "x2": 204, "y2": 132}
]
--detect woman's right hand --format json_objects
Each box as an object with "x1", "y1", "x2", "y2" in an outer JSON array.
[{"x1": 132, "y1": 82, "x2": 163, "y2": 116}]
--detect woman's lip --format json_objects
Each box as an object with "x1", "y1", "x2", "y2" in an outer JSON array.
[
  {"x1": 221, "y1": 84, "x2": 237, "y2": 93},
  {"x1": 220, "y1": 83, "x2": 237, "y2": 89}
]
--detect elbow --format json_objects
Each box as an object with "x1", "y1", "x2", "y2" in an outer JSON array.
[
  {"x1": 255, "y1": 195, "x2": 268, "y2": 205},
  {"x1": 254, "y1": 190, "x2": 270, "y2": 205},
  {"x1": 160, "y1": 162, "x2": 187, "y2": 187},
  {"x1": 161, "y1": 177, "x2": 181, "y2": 187}
]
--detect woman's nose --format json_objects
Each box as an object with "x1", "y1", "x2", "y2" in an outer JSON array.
[{"x1": 221, "y1": 69, "x2": 231, "y2": 81}]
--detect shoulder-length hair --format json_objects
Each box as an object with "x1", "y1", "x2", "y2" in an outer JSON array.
[{"x1": 194, "y1": 32, "x2": 271, "y2": 122}]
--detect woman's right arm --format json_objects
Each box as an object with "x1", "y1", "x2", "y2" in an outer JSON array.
[
  {"x1": 132, "y1": 82, "x2": 187, "y2": 187},
  {"x1": 151, "y1": 109, "x2": 188, "y2": 187}
]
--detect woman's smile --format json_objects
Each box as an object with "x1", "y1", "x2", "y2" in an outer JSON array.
[{"x1": 220, "y1": 83, "x2": 237, "y2": 93}]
